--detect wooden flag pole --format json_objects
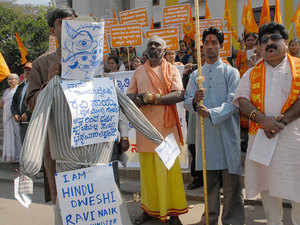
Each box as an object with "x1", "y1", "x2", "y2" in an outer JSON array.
[
  {"x1": 193, "y1": 0, "x2": 209, "y2": 224},
  {"x1": 127, "y1": 47, "x2": 131, "y2": 70}
]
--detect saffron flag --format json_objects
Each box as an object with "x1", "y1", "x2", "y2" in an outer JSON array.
[
  {"x1": 182, "y1": 6, "x2": 195, "y2": 41},
  {"x1": 259, "y1": 0, "x2": 271, "y2": 27},
  {"x1": 291, "y1": 3, "x2": 300, "y2": 39},
  {"x1": 151, "y1": 16, "x2": 154, "y2": 29},
  {"x1": 274, "y1": 0, "x2": 282, "y2": 24},
  {"x1": 242, "y1": 3, "x2": 247, "y2": 28},
  {"x1": 0, "y1": 52, "x2": 10, "y2": 82},
  {"x1": 113, "y1": 8, "x2": 119, "y2": 24},
  {"x1": 224, "y1": 0, "x2": 238, "y2": 40},
  {"x1": 245, "y1": 0, "x2": 258, "y2": 33},
  {"x1": 16, "y1": 32, "x2": 28, "y2": 65},
  {"x1": 205, "y1": 1, "x2": 211, "y2": 19}
]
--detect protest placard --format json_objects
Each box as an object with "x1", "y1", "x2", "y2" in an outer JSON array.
[
  {"x1": 199, "y1": 18, "x2": 223, "y2": 34},
  {"x1": 104, "y1": 35, "x2": 110, "y2": 54},
  {"x1": 111, "y1": 24, "x2": 142, "y2": 48},
  {"x1": 61, "y1": 20, "x2": 104, "y2": 80},
  {"x1": 48, "y1": 34, "x2": 57, "y2": 53},
  {"x1": 104, "y1": 18, "x2": 117, "y2": 35},
  {"x1": 60, "y1": 78, "x2": 119, "y2": 148},
  {"x1": 120, "y1": 8, "x2": 148, "y2": 27},
  {"x1": 145, "y1": 28, "x2": 179, "y2": 50},
  {"x1": 55, "y1": 163, "x2": 123, "y2": 225},
  {"x1": 220, "y1": 32, "x2": 232, "y2": 58},
  {"x1": 163, "y1": 4, "x2": 190, "y2": 26}
]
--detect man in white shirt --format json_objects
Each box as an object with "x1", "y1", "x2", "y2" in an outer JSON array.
[{"x1": 234, "y1": 22, "x2": 300, "y2": 225}]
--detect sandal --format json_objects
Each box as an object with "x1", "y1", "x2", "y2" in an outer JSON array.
[{"x1": 134, "y1": 212, "x2": 155, "y2": 225}]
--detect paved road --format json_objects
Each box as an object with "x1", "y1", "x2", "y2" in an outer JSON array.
[{"x1": 0, "y1": 177, "x2": 294, "y2": 225}]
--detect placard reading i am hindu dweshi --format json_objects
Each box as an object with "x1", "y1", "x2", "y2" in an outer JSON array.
[{"x1": 55, "y1": 163, "x2": 123, "y2": 225}]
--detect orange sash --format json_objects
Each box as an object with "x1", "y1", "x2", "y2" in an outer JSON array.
[
  {"x1": 249, "y1": 54, "x2": 300, "y2": 135},
  {"x1": 144, "y1": 58, "x2": 184, "y2": 145}
]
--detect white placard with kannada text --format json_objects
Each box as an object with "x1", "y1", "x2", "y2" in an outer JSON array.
[
  {"x1": 55, "y1": 163, "x2": 123, "y2": 225},
  {"x1": 60, "y1": 78, "x2": 119, "y2": 148},
  {"x1": 155, "y1": 133, "x2": 181, "y2": 170},
  {"x1": 61, "y1": 20, "x2": 104, "y2": 80}
]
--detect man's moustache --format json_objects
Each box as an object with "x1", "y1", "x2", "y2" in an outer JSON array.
[{"x1": 265, "y1": 44, "x2": 278, "y2": 51}]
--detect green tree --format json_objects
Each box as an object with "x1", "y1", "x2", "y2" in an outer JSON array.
[{"x1": 0, "y1": 2, "x2": 51, "y2": 75}]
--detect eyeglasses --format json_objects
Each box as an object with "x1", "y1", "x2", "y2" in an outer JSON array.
[{"x1": 260, "y1": 34, "x2": 283, "y2": 44}]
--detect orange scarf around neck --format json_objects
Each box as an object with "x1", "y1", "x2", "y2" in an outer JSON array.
[
  {"x1": 249, "y1": 54, "x2": 300, "y2": 135},
  {"x1": 144, "y1": 58, "x2": 184, "y2": 145}
]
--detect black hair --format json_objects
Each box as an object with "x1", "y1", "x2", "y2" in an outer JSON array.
[
  {"x1": 202, "y1": 27, "x2": 224, "y2": 45},
  {"x1": 289, "y1": 38, "x2": 299, "y2": 46},
  {"x1": 258, "y1": 22, "x2": 289, "y2": 43},
  {"x1": 107, "y1": 56, "x2": 119, "y2": 65},
  {"x1": 46, "y1": 8, "x2": 75, "y2": 28},
  {"x1": 244, "y1": 32, "x2": 258, "y2": 41}
]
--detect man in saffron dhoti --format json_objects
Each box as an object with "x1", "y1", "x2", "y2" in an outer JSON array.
[
  {"x1": 127, "y1": 36, "x2": 188, "y2": 225},
  {"x1": 234, "y1": 22, "x2": 300, "y2": 225}
]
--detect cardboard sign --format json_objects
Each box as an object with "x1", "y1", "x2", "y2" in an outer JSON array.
[
  {"x1": 104, "y1": 18, "x2": 117, "y2": 35},
  {"x1": 104, "y1": 35, "x2": 110, "y2": 54},
  {"x1": 199, "y1": 18, "x2": 223, "y2": 35},
  {"x1": 120, "y1": 8, "x2": 148, "y2": 27},
  {"x1": 220, "y1": 32, "x2": 232, "y2": 58},
  {"x1": 61, "y1": 20, "x2": 104, "y2": 80},
  {"x1": 60, "y1": 78, "x2": 119, "y2": 148},
  {"x1": 111, "y1": 24, "x2": 142, "y2": 48},
  {"x1": 145, "y1": 28, "x2": 179, "y2": 50},
  {"x1": 163, "y1": 4, "x2": 190, "y2": 26},
  {"x1": 55, "y1": 164, "x2": 123, "y2": 225}
]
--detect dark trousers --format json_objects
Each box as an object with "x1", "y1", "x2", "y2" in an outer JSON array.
[
  {"x1": 111, "y1": 142, "x2": 121, "y2": 188},
  {"x1": 240, "y1": 128, "x2": 249, "y2": 153},
  {"x1": 200, "y1": 170, "x2": 245, "y2": 225},
  {"x1": 189, "y1": 144, "x2": 203, "y2": 180}
]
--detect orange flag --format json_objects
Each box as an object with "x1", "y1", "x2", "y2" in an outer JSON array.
[
  {"x1": 241, "y1": 3, "x2": 247, "y2": 28},
  {"x1": 16, "y1": 32, "x2": 28, "y2": 65},
  {"x1": 274, "y1": 0, "x2": 282, "y2": 24},
  {"x1": 245, "y1": 0, "x2": 258, "y2": 33},
  {"x1": 259, "y1": 0, "x2": 271, "y2": 27},
  {"x1": 0, "y1": 52, "x2": 10, "y2": 82},
  {"x1": 182, "y1": 6, "x2": 195, "y2": 40},
  {"x1": 151, "y1": 17, "x2": 154, "y2": 29},
  {"x1": 113, "y1": 8, "x2": 119, "y2": 24},
  {"x1": 205, "y1": 1, "x2": 211, "y2": 19},
  {"x1": 291, "y1": 3, "x2": 300, "y2": 39},
  {"x1": 224, "y1": 0, "x2": 238, "y2": 40}
]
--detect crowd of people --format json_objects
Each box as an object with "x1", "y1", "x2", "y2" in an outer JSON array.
[{"x1": 1, "y1": 7, "x2": 300, "y2": 225}]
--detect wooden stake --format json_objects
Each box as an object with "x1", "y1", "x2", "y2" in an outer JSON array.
[
  {"x1": 193, "y1": 0, "x2": 209, "y2": 224},
  {"x1": 127, "y1": 47, "x2": 131, "y2": 70}
]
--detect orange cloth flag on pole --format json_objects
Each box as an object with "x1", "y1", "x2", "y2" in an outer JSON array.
[
  {"x1": 0, "y1": 52, "x2": 10, "y2": 82},
  {"x1": 205, "y1": 1, "x2": 211, "y2": 19},
  {"x1": 274, "y1": 0, "x2": 282, "y2": 24},
  {"x1": 224, "y1": 0, "x2": 238, "y2": 40},
  {"x1": 259, "y1": 0, "x2": 271, "y2": 27},
  {"x1": 242, "y1": 3, "x2": 247, "y2": 28},
  {"x1": 16, "y1": 32, "x2": 28, "y2": 65},
  {"x1": 291, "y1": 3, "x2": 300, "y2": 39},
  {"x1": 113, "y1": 8, "x2": 119, "y2": 24},
  {"x1": 151, "y1": 17, "x2": 155, "y2": 29},
  {"x1": 245, "y1": 0, "x2": 258, "y2": 33}
]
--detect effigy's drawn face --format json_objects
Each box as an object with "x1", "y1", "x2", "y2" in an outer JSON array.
[{"x1": 62, "y1": 21, "x2": 104, "y2": 80}]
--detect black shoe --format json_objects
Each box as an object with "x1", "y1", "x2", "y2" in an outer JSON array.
[{"x1": 187, "y1": 180, "x2": 202, "y2": 190}]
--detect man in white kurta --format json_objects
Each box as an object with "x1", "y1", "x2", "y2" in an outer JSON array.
[{"x1": 234, "y1": 22, "x2": 300, "y2": 225}]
